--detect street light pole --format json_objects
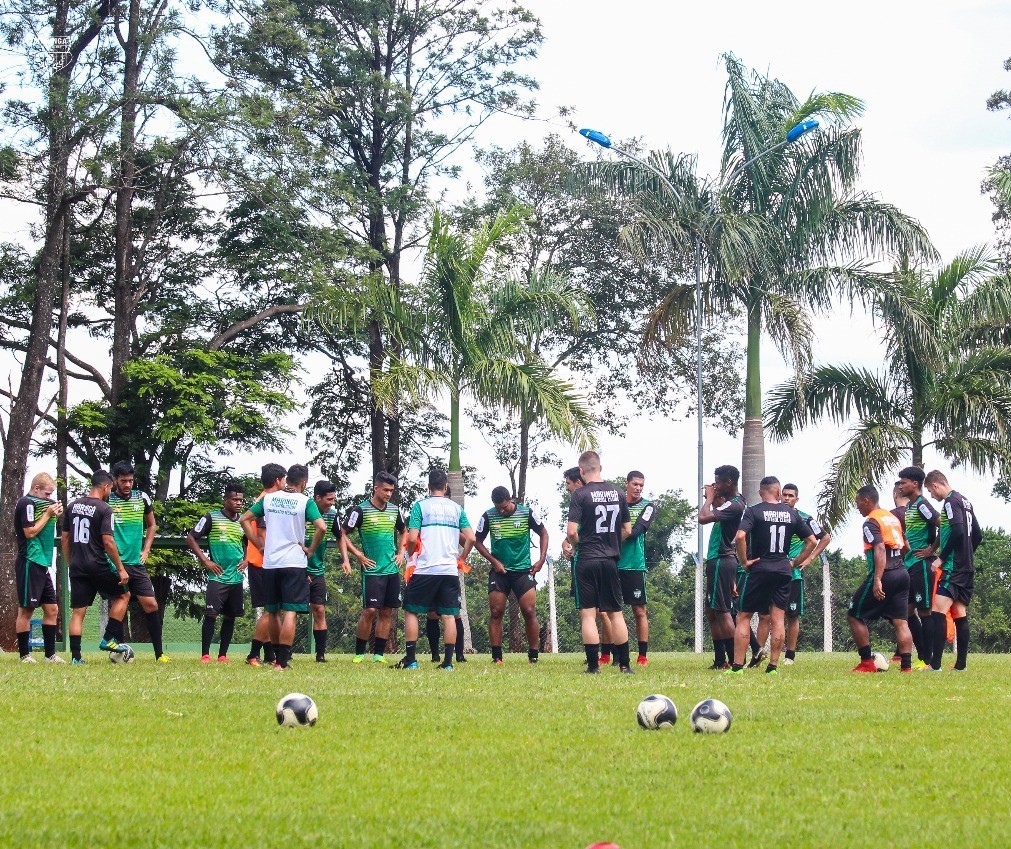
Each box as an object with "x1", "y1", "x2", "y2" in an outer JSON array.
[{"x1": 579, "y1": 120, "x2": 818, "y2": 653}]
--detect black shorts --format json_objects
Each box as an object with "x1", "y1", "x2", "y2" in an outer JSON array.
[
  {"x1": 403, "y1": 573, "x2": 459, "y2": 616},
  {"x1": 619, "y1": 569, "x2": 647, "y2": 606},
  {"x1": 362, "y1": 573, "x2": 401, "y2": 609},
  {"x1": 15, "y1": 556, "x2": 57, "y2": 609},
  {"x1": 573, "y1": 557, "x2": 622, "y2": 612},
  {"x1": 907, "y1": 560, "x2": 933, "y2": 611},
  {"x1": 309, "y1": 573, "x2": 328, "y2": 606},
  {"x1": 125, "y1": 564, "x2": 155, "y2": 598},
  {"x1": 263, "y1": 567, "x2": 309, "y2": 614},
  {"x1": 248, "y1": 566, "x2": 268, "y2": 608},
  {"x1": 936, "y1": 569, "x2": 973, "y2": 605},
  {"x1": 786, "y1": 577, "x2": 805, "y2": 618},
  {"x1": 70, "y1": 568, "x2": 128, "y2": 608},
  {"x1": 488, "y1": 570, "x2": 536, "y2": 599},
  {"x1": 737, "y1": 569, "x2": 791, "y2": 615},
  {"x1": 705, "y1": 556, "x2": 735, "y2": 613},
  {"x1": 206, "y1": 581, "x2": 244, "y2": 617},
  {"x1": 849, "y1": 567, "x2": 909, "y2": 622}
]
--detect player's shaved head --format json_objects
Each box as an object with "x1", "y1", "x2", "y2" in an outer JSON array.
[
  {"x1": 577, "y1": 451, "x2": 601, "y2": 474},
  {"x1": 856, "y1": 484, "x2": 879, "y2": 503},
  {"x1": 759, "y1": 476, "x2": 780, "y2": 492}
]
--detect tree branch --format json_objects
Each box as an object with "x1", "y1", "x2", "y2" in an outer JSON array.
[{"x1": 208, "y1": 304, "x2": 305, "y2": 350}]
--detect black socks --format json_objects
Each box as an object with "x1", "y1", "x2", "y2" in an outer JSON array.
[
  {"x1": 426, "y1": 619, "x2": 441, "y2": 660},
  {"x1": 218, "y1": 617, "x2": 235, "y2": 657},
  {"x1": 443, "y1": 643, "x2": 454, "y2": 667},
  {"x1": 373, "y1": 636, "x2": 387, "y2": 657},
  {"x1": 274, "y1": 643, "x2": 292, "y2": 668},
  {"x1": 858, "y1": 644, "x2": 873, "y2": 662},
  {"x1": 492, "y1": 645, "x2": 503, "y2": 661},
  {"x1": 248, "y1": 638, "x2": 263, "y2": 661},
  {"x1": 42, "y1": 624, "x2": 56, "y2": 657},
  {"x1": 201, "y1": 617, "x2": 216, "y2": 656},
  {"x1": 785, "y1": 649, "x2": 796, "y2": 661},
  {"x1": 900, "y1": 652, "x2": 912, "y2": 671},
  {"x1": 908, "y1": 614, "x2": 924, "y2": 660},
  {"x1": 70, "y1": 634, "x2": 82, "y2": 660},
  {"x1": 528, "y1": 648, "x2": 538, "y2": 662},
  {"x1": 953, "y1": 615, "x2": 969, "y2": 670},
  {"x1": 455, "y1": 617, "x2": 465, "y2": 660},
  {"x1": 145, "y1": 610, "x2": 164, "y2": 658},
  {"x1": 614, "y1": 641, "x2": 631, "y2": 668},
  {"x1": 405, "y1": 640, "x2": 417, "y2": 665},
  {"x1": 584, "y1": 643, "x2": 599, "y2": 671},
  {"x1": 17, "y1": 630, "x2": 30, "y2": 658},
  {"x1": 637, "y1": 641, "x2": 648, "y2": 659},
  {"x1": 355, "y1": 637, "x2": 368, "y2": 655},
  {"x1": 314, "y1": 629, "x2": 327, "y2": 660},
  {"x1": 103, "y1": 617, "x2": 124, "y2": 644},
  {"x1": 930, "y1": 611, "x2": 947, "y2": 669}
]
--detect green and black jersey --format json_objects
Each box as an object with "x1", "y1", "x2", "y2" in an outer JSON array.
[
  {"x1": 343, "y1": 500, "x2": 406, "y2": 576},
  {"x1": 108, "y1": 489, "x2": 153, "y2": 566},
  {"x1": 903, "y1": 495, "x2": 938, "y2": 568},
  {"x1": 788, "y1": 509, "x2": 824, "y2": 579},
  {"x1": 618, "y1": 498, "x2": 656, "y2": 571},
  {"x1": 476, "y1": 504, "x2": 544, "y2": 571},
  {"x1": 192, "y1": 510, "x2": 245, "y2": 585},
  {"x1": 706, "y1": 521, "x2": 722, "y2": 562},
  {"x1": 710, "y1": 495, "x2": 746, "y2": 559},
  {"x1": 14, "y1": 495, "x2": 58, "y2": 568},
  {"x1": 306, "y1": 507, "x2": 339, "y2": 576}
]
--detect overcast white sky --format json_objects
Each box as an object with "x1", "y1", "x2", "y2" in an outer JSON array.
[{"x1": 5, "y1": 0, "x2": 1011, "y2": 557}]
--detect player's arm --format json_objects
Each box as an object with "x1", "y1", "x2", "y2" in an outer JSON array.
[
  {"x1": 792, "y1": 535, "x2": 817, "y2": 572},
  {"x1": 103, "y1": 535, "x2": 128, "y2": 584},
  {"x1": 800, "y1": 519, "x2": 831, "y2": 568},
  {"x1": 140, "y1": 495, "x2": 156, "y2": 563},
  {"x1": 60, "y1": 528, "x2": 71, "y2": 567},
  {"x1": 735, "y1": 507, "x2": 757, "y2": 568},
  {"x1": 871, "y1": 539, "x2": 887, "y2": 600},
  {"x1": 21, "y1": 500, "x2": 63, "y2": 539},
  {"x1": 238, "y1": 507, "x2": 263, "y2": 551},
  {"x1": 394, "y1": 513, "x2": 408, "y2": 567},
  {"x1": 531, "y1": 510, "x2": 549, "y2": 574},
  {"x1": 628, "y1": 503, "x2": 656, "y2": 541},
  {"x1": 186, "y1": 515, "x2": 221, "y2": 576},
  {"x1": 934, "y1": 502, "x2": 964, "y2": 570},
  {"x1": 698, "y1": 484, "x2": 718, "y2": 524},
  {"x1": 306, "y1": 517, "x2": 327, "y2": 557},
  {"x1": 470, "y1": 513, "x2": 504, "y2": 572},
  {"x1": 913, "y1": 503, "x2": 941, "y2": 559}
]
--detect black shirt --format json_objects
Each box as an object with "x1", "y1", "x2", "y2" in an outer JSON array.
[
  {"x1": 738, "y1": 501, "x2": 812, "y2": 573},
  {"x1": 940, "y1": 490, "x2": 982, "y2": 572},
  {"x1": 568, "y1": 481, "x2": 631, "y2": 561},
  {"x1": 713, "y1": 495, "x2": 746, "y2": 557},
  {"x1": 65, "y1": 496, "x2": 115, "y2": 575}
]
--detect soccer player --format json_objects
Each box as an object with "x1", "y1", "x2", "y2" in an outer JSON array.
[
  {"x1": 14, "y1": 472, "x2": 64, "y2": 662},
  {"x1": 779, "y1": 484, "x2": 831, "y2": 665},
  {"x1": 925, "y1": 470, "x2": 982, "y2": 671},
  {"x1": 63, "y1": 470, "x2": 130, "y2": 663},
  {"x1": 464, "y1": 485, "x2": 548, "y2": 664},
  {"x1": 848, "y1": 485, "x2": 914, "y2": 672},
  {"x1": 306, "y1": 479, "x2": 339, "y2": 663},
  {"x1": 341, "y1": 471, "x2": 406, "y2": 664},
  {"x1": 188, "y1": 483, "x2": 247, "y2": 663},
  {"x1": 244, "y1": 463, "x2": 286, "y2": 667},
  {"x1": 567, "y1": 450, "x2": 633, "y2": 674},
  {"x1": 109, "y1": 461, "x2": 166, "y2": 661},
  {"x1": 618, "y1": 470, "x2": 656, "y2": 666},
  {"x1": 698, "y1": 465, "x2": 747, "y2": 670},
  {"x1": 729, "y1": 476, "x2": 816, "y2": 674},
  {"x1": 896, "y1": 466, "x2": 941, "y2": 668},
  {"x1": 397, "y1": 468, "x2": 476, "y2": 670},
  {"x1": 239, "y1": 464, "x2": 327, "y2": 670}
]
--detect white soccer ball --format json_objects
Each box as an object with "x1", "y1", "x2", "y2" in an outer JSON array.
[
  {"x1": 109, "y1": 645, "x2": 135, "y2": 664},
  {"x1": 276, "y1": 693, "x2": 318, "y2": 728},
  {"x1": 871, "y1": 651, "x2": 890, "y2": 672},
  {"x1": 636, "y1": 694, "x2": 678, "y2": 730},
  {"x1": 690, "y1": 698, "x2": 733, "y2": 733}
]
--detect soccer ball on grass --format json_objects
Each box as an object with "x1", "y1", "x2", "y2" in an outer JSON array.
[
  {"x1": 636, "y1": 694, "x2": 678, "y2": 730},
  {"x1": 690, "y1": 698, "x2": 732, "y2": 733},
  {"x1": 109, "y1": 645, "x2": 135, "y2": 663},
  {"x1": 871, "y1": 651, "x2": 890, "y2": 672},
  {"x1": 276, "y1": 693, "x2": 318, "y2": 727}
]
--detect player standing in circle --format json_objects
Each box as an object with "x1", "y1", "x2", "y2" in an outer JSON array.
[
  {"x1": 779, "y1": 484, "x2": 831, "y2": 665},
  {"x1": 848, "y1": 485, "x2": 913, "y2": 672},
  {"x1": 244, "y1": 463, "x2": 286, "y2": 667},
  {"x1": 188, "y1": 482, "x2": 247, "y2": 663},
  {"x1": 566, "y1": 451, "x2": 633, "y2": 674},
  {"x1": 729, "y1": 476, "x2": 816, "y2": 675},
  {"x1": 896, "y1": 467, "x2": 940, "y2": 669},
  {"x1": 239, "y1": 464, "x2": 327, "y2": 670},
  {"x1": 698, "y1": 465, "x2": 746, "y2": 670},
  {"x1": 925, "y1": 471, "x2": 982, "y2": 671},
  {"x1": 307, "y1": 480, "x2": 339, "y2": 663},
  {"x1": 14, "y1": 473, "x2": 64, "y2": 662},
  {"x1": 109, "y1": 462, "x2": 166, "y2": 662},
  {"x1": 63, "y1": 470, "x2": 130, "y2": 663},
  {"x1": 617, "y1": 471, "x2": 656, "y2": 666},
  {"x1": 464, "y1": 485, "x2": 548, "y2": 665},
  {"x1": 341, "y1": 471, "x2": 407, "y2": 665},
  {"x1": 397, "y1": 469, "x2": 476, "y2": 670}
]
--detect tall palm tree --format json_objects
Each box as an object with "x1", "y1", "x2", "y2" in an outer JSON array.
[
  {"x1": 583, "y1": 54, "x2": 934, "y2": 502},
  {"x1": 765, "y1": 247, "x2": 1011, "y2": 527}
]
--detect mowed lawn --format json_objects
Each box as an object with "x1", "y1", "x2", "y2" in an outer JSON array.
[{"x1": 2, "y1": 651, "x2": 1010, "y2": 849}]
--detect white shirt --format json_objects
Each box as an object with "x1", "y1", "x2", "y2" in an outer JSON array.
[{"x1": 251, "y1": 490, "x2": 321, "y2": 570}]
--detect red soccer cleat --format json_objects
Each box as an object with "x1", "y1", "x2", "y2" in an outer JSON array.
[
  {"x1": 217, "y1": 655, "x2": 230, "y2": 663},
  {"x1": 852, "y1": 659, "x2": 878, "y2": 673},
  {"x1": 493, "y1": 659, "x2": 504, "y2": 666},
  {"x1": 891, "y1": 654, "x2": 902, "y2": 664},
  {"x1": 636, "y1": 656, "x2": 648, "y2": 666},
  {"x1": 900, "y1": 667, "x2": 913, "y2": 673},
  {"x1": 599, "y1": 653, "x2": 612, "y2": 666},
  {"x1": 200, "y1": 654, "x2": 212, "y2": 663}
]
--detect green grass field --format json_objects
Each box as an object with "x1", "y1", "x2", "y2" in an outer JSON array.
[{"x1": 2, "y1": 651, "x2": 1009, "y2": 848}]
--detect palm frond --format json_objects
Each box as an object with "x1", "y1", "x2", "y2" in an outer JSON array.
[{"x1": 760, "y1": 292, "x2": 813, "y2": 370}]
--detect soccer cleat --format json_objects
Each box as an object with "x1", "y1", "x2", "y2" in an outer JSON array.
[
  {"x1": 891, "y1": 654, "x2": 902, "y2": 664},
  {"x1": 157, "y1": 654, "x2": 171, "y2": 663},
  {"x1": 636, "y1": 656, "x2": 648, "y2": 667},
  {"x1": 438, "y1": 662, "x2": 454, "y2": 671},
  {"x1": 455, "y1": 655, "x2": 467, "y2": 663},
  {"x1": 949, "y1": 666, "x2": 967, "y2": 672},
  {"x1": 246, "y1": 657, "x2": 262, "y2": 668},
  {"x1": 201, "y1": 654, "x2": 212, "y2": 663},
  {"x1": 394, "y1": 657, "x2": 419, "y2": 669},
  {"x1": 371, "y1": 654, "x2": 387, "y2": 664},
  {"x1": 707, "y1": 661, "x2": 726, "y2": 670},
  {"x1": 316, "y1": 656, "x2": 328, "y2": 663},
  {"x1": 583, "y1": 667, "x2": 601, "y2": 674},
  {"x1": 723, "y1": 667, "x2": 744, "y2": 675},
  {"x1": 925, "y1": 667, "x2": 943, "y2": 672},
  {"x1": 352, "y1": 654, "x2": 366, "y2": 664},
  {"x1": 619, "y1": 665, "x2": 635, "y2": 674},
  {"x1": 20, "y1": 654, "x2": 37, "y2": 663},
  {"x1": 217, "y1": 656, "x2": 230, "y2": 663},
  {"x1": 44, "y1": 655, "x2": 66, "y2": 664},
  {"x1": 598, "y1": 653, "x2": 612, "y2": 666},
  {"x1": 72, "y1": 657, "x2": 86, "y2": 665},
  {"x1": 274, "y1": 662, "x2": 289, "y2": 671},
  {"x1": 782, "y1": 657, "x2": 795, "y2": 666},
  {"x1": 493, "y1": 658, "x2": 504, "y2": 666},
  {"x1": 765, "y1": 667, "x2": 779, "y2": 675},
  {"x1": 747, "y1": 647, "x2": 767, "y2": 668},
  {"x1": 900, "y1": 667, "x2": 913, "y2": 673},
  {"x1": 99, "y1": 638, "x2": 128, "y2": 653},
  {"x1": 852, "y1": 659, "x2": 879, "y2": 673},
  {"x1": 912, "y1": 660, "x2": 930, "y2": 671}
]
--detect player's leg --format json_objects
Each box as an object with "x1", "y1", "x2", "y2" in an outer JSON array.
[
  {"x1": 704, "y1": 558, "x2": 725, "y2": 668},
  {"x1": 439, "y1": 613, "x2": 457, "y2": 669},
  {"x1": 601, "y1": 561, "x2": 631, "y2": 671},
  {"x1": 69, "y1": 607, "x2": 88, "y2": 663},
  {"x1": 730, "y1": 610, "x2": 754, "y2": 670},
  {"x1": 398, "y1": 610, "x2": 421, "y2": 668},
  {"x1": 355, "y1": 602, "x2": 378, "y2": 662},
  {"x1": 435, "y1": 577, "x2": 461, "y2": 669},
  {"x1": 516, "y1": 584, "x2": 539, "y2": 663},
  {"x1": 275, "y1": 610, "x2": 296, "y2": 668},
  {"x1": 15, "y1": 604, "x2": 35, "y2": 661},
  {"x1": 218, "y1": 615, "x2": 236, "y2": 660},
  {"x1": 105, "y1": 591, "x2": 130, "y2": 651},
  {"x1": 14, "y1": 556, "x2": 38, "y2": 660},
  {"x1": 784, "y1": 613, "x2": 799, "y2": 663},
  {"x1": 311, "y1": 602, "x2": 327, "y2": 662},
  {"x1": 766, "y1": 604, "x2": 787, "y2": 671},
  {"x1": 847, "y1": 613, "x2": 877, "y2": 671},
  {"x1": 892, "y1": 617, "x2": 913, "y2": 671},
  {"x1": 247, "y1": 613, "x2": 273, "y2": 666},
  {"x1": 372, "y1": 607, "x2": 392, "y2": 662},
  {"x1": 930, "y1": 589, "x2": 954, "y2": 670},
  {"x1": 426, "y1": 611, "x2": 441, "y2": 662},
  {"x1": 631, "y1": 605, "x2": 648, "y2": 665},
  {"x1": 201, "y1": 612, "x2": 217, "y2": 661},
  {"x1": 488, "y1": 589, "x2": 507, "y2": 664},
  {"x1": 951, "y1": 598, "x2": 970, "y2": 670},
  {"x1": 598, "y1": 612, "x2": 613, "y2": 665},
  {"x1": 39, "y1": 601, "x2": 59, "y2": 660}
]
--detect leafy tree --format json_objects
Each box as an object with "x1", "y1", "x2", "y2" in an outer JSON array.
[{"x1": 765, "y1": 248, "x2": 1011, "y2": 527}]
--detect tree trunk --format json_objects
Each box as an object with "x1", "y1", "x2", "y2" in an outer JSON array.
[
  {"x1": 741, "y1": 301, "x2": 765, "y2": 505},
  {"x1": 108, "y1": 0, "x2": 141, "y2": 464},
  {"x1": 0, "y1": 0, "x2": 74, "y2": 651},
  {"x1": 510, "y1": 413, "x2": 532, "y2": 652},
  {"x1": 446, "y1": 468, "x2": 473, "y2": 653},
  {"x1": 912, "y1": 431, "x2": 924, "y2": 468},
  {"x1": 449, "y1": 387, "x2": 462, "y2": 472}
]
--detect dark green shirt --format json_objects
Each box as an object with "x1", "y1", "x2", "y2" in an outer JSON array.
[
  {"x1": 108, "y1": 489, "x2": 153, "y2": 566},
  {"x1": 306, "y1": 508, "x2": 339, "y2": 576},
  {"x1": 15, "y1": 495, "x2": 58, "y2": 568},
  {"x1": 903, "y1": 495, "x2": 938, "y2": 568},
  {"x1": 618, "y1": 499, "x2": 656, "y2": 571},
  {"x1": 788, "y1": 509, "x2": 823, "y2": 579},
  {"x1": 343, "y1": 500, "x2": 406, "y2": 576},
  {"x1": 476, "y1": 504, "x2": 544, "y2": 572},
  {"x1": 192, "y1": 510, "x2": 245, "y2": 585}
]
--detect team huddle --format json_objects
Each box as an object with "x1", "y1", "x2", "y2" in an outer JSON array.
[{"x1": 11, "y1": 450, "x2": 981, "y2": 672}]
